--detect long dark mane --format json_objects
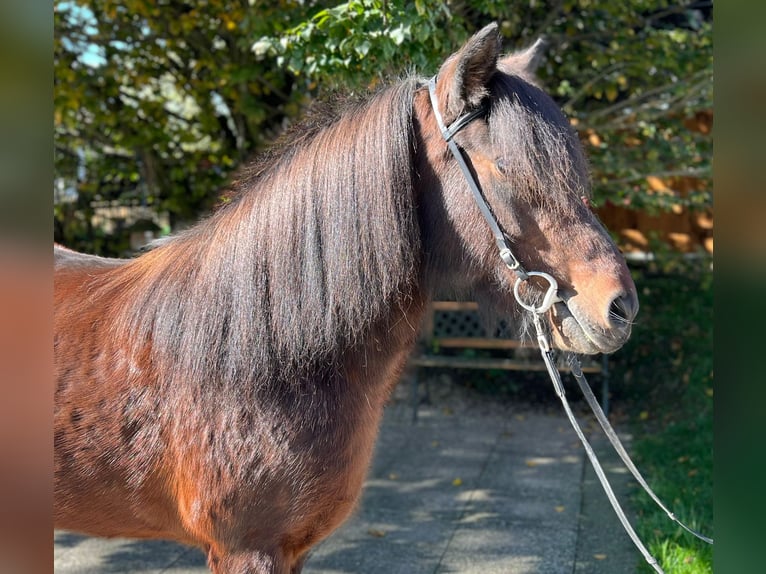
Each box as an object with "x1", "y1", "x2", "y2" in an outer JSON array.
[{"x1": 100, "y1": 79, "x2": 423, "y2": 388}]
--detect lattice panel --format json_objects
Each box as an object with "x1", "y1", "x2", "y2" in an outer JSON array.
[{"x1": 432, "y1": 309, "x2": 516, "y2": 339}]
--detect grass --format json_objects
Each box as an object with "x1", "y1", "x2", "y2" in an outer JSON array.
[{"x1": 608, "y1": 255, "x2": 713, "y2": 573}]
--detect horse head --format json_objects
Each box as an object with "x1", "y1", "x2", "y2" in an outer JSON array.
[{"x1": 417, "y1": 23, "x2": 638, "y2": 355}]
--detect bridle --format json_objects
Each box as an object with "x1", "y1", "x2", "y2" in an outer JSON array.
[
  {"x1": 427, "y1": 76, "x2": 562, "y2": 315},
  {"x1": 427, "y1": 75, "x2": 712, "y2": 574}
]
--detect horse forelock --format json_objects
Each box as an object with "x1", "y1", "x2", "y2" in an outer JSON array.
[
  {"x1": 487, "y1": 73, "x2": 591, "y2": 218},
  {"x1": 103, "y1": 79, "x2": 423, "y2": 390}
]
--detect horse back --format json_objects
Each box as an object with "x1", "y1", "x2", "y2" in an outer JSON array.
[{"x1": 54, "y1": 243, "x2": 127, "y2": 270}]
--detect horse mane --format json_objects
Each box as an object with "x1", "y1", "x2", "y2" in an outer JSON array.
[{"x1": 100, "y1": 79, "x2": 423, "y2": 388}]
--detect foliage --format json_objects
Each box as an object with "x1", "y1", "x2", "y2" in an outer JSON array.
[
  {"x1": 54, "y1": 0, "x2": 309, "y2": 253},
  {"x1": 55, "y1": 1, "x2": 712, "y2": 255},
  {"x1": 257, "y1": 0, "x2": 713, "y2": 212},
  {"x1": 253, "y1": 0, "x2": 460, "y2": 89},
  {"x1": 545, "y1": 1, "x2": 713, "y2": 215},
  {"x1": 609, "y1": 258, "x2": 713, "y2": 573}
]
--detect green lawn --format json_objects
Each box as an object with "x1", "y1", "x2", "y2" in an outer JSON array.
[{"x1": 609, "y1": 257, "x2": 713, "y2": 573}]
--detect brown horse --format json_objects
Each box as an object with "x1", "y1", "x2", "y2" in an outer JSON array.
[{"x1": 54, "y1": 24, "x2": 637, "y2": 573}]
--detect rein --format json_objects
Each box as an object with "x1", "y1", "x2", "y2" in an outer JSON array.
[{"x1": 427, "y1": 75, "x2": 712, "y2": 573}]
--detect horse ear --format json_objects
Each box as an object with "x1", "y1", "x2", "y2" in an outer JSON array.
[
  {"x1": 436, "y1": 23, "x2": 502, "y2": 122},
  {"x1": 499, "y1": 37, "x2": 547, "y2": 85}
]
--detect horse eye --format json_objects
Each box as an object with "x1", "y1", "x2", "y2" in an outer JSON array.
[{"x1": 495, "y1": 158, "x2": 508, "y2": 175}]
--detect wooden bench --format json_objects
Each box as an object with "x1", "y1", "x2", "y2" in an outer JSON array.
[{"x1": 407, "y1": 301, "x2": 610, "y2": 421}]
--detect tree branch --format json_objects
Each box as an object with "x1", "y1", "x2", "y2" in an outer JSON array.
[
  {"x1": 587, "y1": 69, "x2": 710, "y2": 122},
  {"x1": 607, "y1": 167, "x2": 712, "y2": 186},
  {"x1": 562, "y1": 63, "x2": 625, "y2": 112}
]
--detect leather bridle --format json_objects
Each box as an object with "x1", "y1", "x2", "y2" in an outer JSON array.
[
  {"x1": 426, "y1": 74, "x2": 713, "y2": 574},
  {"x1": 427, "y1": 76, "x2": 562, "y2": 314}
]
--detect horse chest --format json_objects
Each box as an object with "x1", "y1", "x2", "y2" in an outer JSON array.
[{"x1": 169, "y1": 383, "x2": 385, "y2": 553}]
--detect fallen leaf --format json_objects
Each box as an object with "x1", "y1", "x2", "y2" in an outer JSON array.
[
  {"x1": 525, "y1": 460, "x2": 538, "y2": 467},
  {"x1": 367, "y1": 529, "x2": 386, "y2": 538},
  {"x1": 388, "y1": 473, "x2": 399, "y2": 481},
  {"x1": 594, "y1": 553, "x2": 607, "y2": 560},
  {"x1": 639, "y1": 411, "x2": 649, "y2": 421},
  {"x1": 452, "y1": 477, "x2": 463, "y2": 486},
  {"x1": 555, "y1": 506, "x2": 565, "y2": 513}
]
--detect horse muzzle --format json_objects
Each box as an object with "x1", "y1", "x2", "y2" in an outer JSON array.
[{"x1": 550, "y1": 288, "x2": 638, "y2": 355}]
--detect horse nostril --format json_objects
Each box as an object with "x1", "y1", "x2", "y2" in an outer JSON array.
[{"x1": 608, "y1": 293, "x2": 637, "y2": 326}]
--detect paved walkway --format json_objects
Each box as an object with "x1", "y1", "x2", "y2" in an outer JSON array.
[{"x1": 54, "y1": 378, "x2": 639, "y2": 573}]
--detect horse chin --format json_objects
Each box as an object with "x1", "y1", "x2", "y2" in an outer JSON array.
[{"x1": 549, "y1": 302, "x2": 630, "y2": 355}]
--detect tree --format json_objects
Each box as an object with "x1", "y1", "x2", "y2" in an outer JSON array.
[
  {"x1": 258, "y1": 0, "x2": 713, "y2": 213},
  {"x1": 54, "y1": 0, "x2": 310, "y2": 253},
  {"x1": 55, "y1": 1, "x2": 712, "y2": 254}
]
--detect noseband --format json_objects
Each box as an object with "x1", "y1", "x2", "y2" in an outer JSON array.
[{"x1": 427, "y1": 76, "x2": 561, "y2": 314}]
